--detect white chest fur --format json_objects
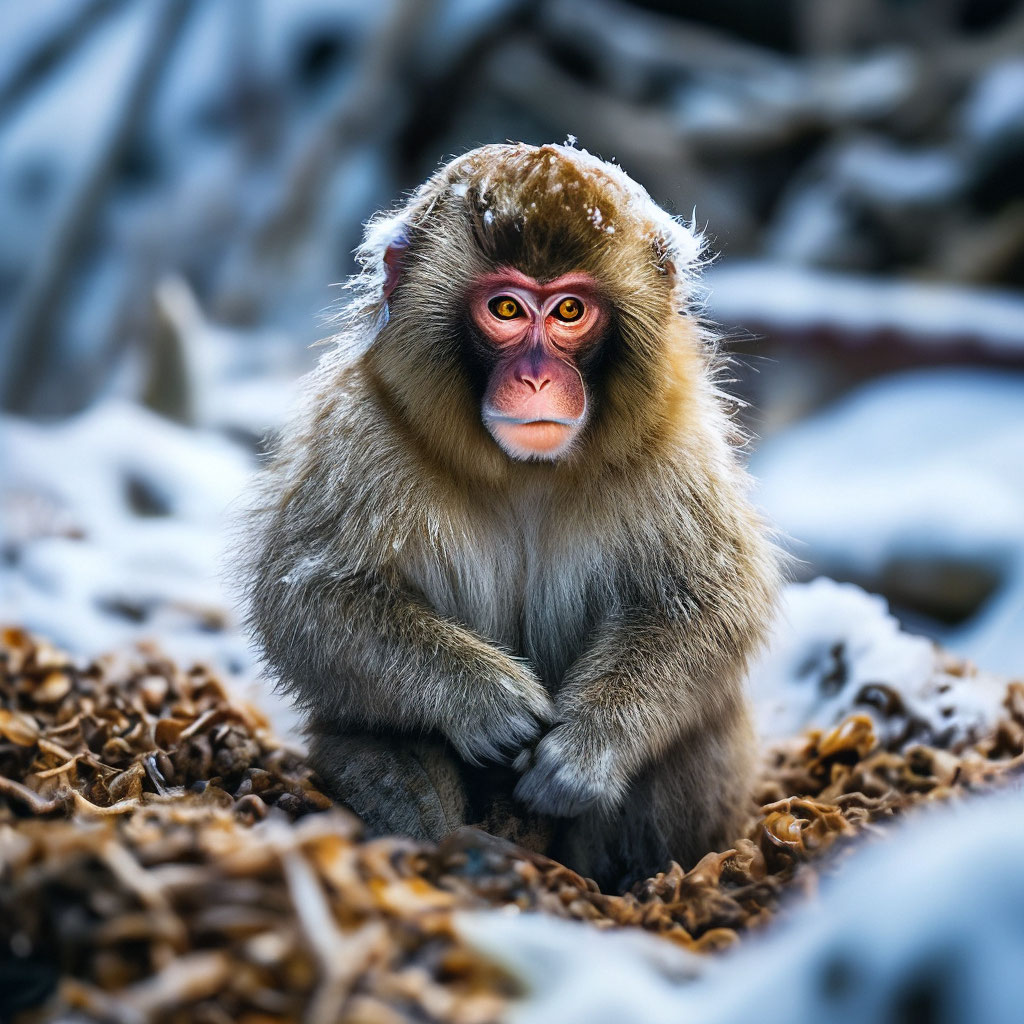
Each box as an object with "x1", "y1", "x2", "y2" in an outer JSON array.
[{"x1": 401, "y1": 488, "x2": 613, "y2": 686}]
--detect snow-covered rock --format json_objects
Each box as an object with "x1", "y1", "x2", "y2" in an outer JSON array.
[
  {"x1": 749, "y1": 578, "x2": 1006, "y2": 747},
  {"x1": 706, "y1": 263, "x2": 1024, "y2": 351}
]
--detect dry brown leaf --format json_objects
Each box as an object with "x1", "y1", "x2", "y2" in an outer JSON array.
[{"x1": 2, "y1": 628, "x2": 1023, "y2": 1023}]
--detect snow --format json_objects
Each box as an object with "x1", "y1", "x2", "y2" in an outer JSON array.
[
  {"x1": 673, "y1": 83, "x2": 752, "y2": 133},
  {"x1": 961, "y1": 59, "x2": 1024, "y2": 144},
  {"x1": 145, "y1": 275, "x2": 303, "y2": 440},
  {"x1": 459, "y1": 907, "x2": 704, "y2": 1024},
  {"x1": 0, "y1": 3, "x2": 75, "y2": 85},
  {"x1": 750, "y1": 369, "x2": 1024, "y2": 674},
  {"x1": 1, "y1": 400, "x2": 254, "y2": 672},
  {"x1": 831, "y1": 137, "x2": 962, "y2": 204},
  {"x1": 811, "y1": 50, "x2": 916, "y2": 119},
  {"x1": 460, "y1": 788, "x2": 1024, "y2": 1024},
  {"x1": 706, "y1": 262, "x2": 1024, "y2": 350},
  {"x1": 670, "y1": 49, "x2": 916, "y2": 131},
  {"x1": 762, "y1": 181, "x2": 849, "y2": 265},
  {"x1": 4, "y1": 399, "x2": 1011, "y2": 754},
  {"x1": 748, "y1": 579, "x2": 1006, "y2": 747},
  {"x1": 3, "y1": 393, "x2": 1018, "y2": 1024},
  {"x1": 584, "y1": 147, "x2": 702, "y2": 269}
]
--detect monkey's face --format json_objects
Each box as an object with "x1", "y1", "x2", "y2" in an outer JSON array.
[
  {"x1": 367, "y1": 144, "x2": 691, "y2": 478},
  {"x1": 468, "y1": 268, "x2": 609, "y2": 461}
]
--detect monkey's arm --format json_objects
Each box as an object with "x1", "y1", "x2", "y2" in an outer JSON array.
[
  {"x1": 513, "y1": 600, "x2": 755, "y2": 817},
  {"x1": 255, "y1": 569, "x2": 555, "y2": 765}
]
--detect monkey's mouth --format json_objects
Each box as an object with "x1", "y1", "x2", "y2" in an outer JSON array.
[{"x1": 484, "y1": 415, "x2": 581, "y2": 460}]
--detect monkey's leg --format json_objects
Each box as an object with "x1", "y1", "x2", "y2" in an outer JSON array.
[
  {"x1": 550, "y1": 777, "x2": 669, "y2": 893},
  {"x1": 308, "y1": 728, "x2": 469, "y2": 843},
  {"x1": 554, "y1": 710, "x2": 756, "y2": 893}
]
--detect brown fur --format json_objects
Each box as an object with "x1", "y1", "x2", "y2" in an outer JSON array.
[{"x1": 236, "y1": 143, "x2": 782, "y2": 891}]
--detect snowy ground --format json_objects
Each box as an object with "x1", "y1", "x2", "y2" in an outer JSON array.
[{"x1": 462, "y1": 786, "x2": 1024, "y2": 1024}]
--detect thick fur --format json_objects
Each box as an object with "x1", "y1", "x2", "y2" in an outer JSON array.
[{"x1": 237, "y1": 143, "x2": 782, "y2": 892}]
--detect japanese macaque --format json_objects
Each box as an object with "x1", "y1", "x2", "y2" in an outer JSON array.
[{"x1": 238, "y1": 142, "x2": 782, "y2": 891}]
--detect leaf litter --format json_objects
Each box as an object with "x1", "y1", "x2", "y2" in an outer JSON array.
[{"x1": 2, "y1": 626, "x2": 1023, "y2": 1022}]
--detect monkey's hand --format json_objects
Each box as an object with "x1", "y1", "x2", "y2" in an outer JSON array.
[
  {"x1": 512, "y1": 719, "x2": 627, "y2": 818},
  {"x1": 448, "y1": 662, "x2": 556, "y2": 766}
]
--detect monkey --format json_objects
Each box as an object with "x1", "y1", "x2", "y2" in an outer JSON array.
[{"x1": 236, "y1": 142, "x2": 782, "y2": 893}]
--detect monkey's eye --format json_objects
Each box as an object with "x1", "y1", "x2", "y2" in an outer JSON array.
[
  {"x1": 553, "y1": 297, "x2": 584, "y2": 322},
  {"x1": 489, "y1": 296, "x2": 523, "y2": 320}
]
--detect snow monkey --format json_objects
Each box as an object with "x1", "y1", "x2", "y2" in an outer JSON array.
[{"x1": 239, "y1": 142, "x2": 781, "y2": 891}]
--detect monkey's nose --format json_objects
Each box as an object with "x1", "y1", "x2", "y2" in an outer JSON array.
[{"x1": 519, "y1": 372, "x2": 551, "y2": 392}]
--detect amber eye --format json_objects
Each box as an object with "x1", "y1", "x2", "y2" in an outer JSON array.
[
  {"x1": 489, "y1": 296, "x2": 522, "y2": 320},
  {"x1": 553, "y1": 297, "x2": 584, "y2": 322}
]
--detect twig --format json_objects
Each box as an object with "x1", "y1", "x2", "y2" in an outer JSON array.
[
  {"x1": 0, "y1": 775, "x2": 65, "y2": 814},
  {"x1": 281, "y1": 844, "x2": 387, "y2": 1024},
  {"x1": 0, "y1": 0, "x2": 125, "y2": 122}
]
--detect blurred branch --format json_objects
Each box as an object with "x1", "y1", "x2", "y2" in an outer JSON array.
[
  {"x1": 479, "y1": 37, "x2": 758, "y2": 245},
  {"x1": 227, "y1": 0, "x2": 281, "y2": 160},
  {"x1": 0, "y1": 0, "x2": 125, "y2": 123},
  {"x1": 141, "y1": 276, "x2": 201, "y2": 425},
  {"x1": 941, "y1": 4, "x2": 1024, "y2": 76},
  {"x1": 2, "y1": 0, "x2": 1022, "y2": 414},
  {"x1": 213, "y1": 0, "x2": 440, "y2": 321},
  {"x1": 397, "y1": 0, "x2": 539, "y2": 170},
  {"x1": 251, "y1": 0, "x2": 437, "y2": 253},
  {"x1": 935, "y1": 207, "x2": 1024, "y2": 285},
  {"x1": 545, "y1": 0, "x2": 790, "y2": 79},
  {"x1": 1, "y1": 0, "x2": 195, "y2": 414}
]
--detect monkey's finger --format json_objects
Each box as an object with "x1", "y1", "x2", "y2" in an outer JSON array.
[
  {"x1": 514, "y1": 758, "x2": 603, "y2": 818},
  {"x1": 516, "y1": 687, "x2": 557, "y2": 727},
  {"x1": 451, "y1": 734, "x2": 504, "y2": 767},
  {"x1": 511, "y1": 747, "x2": 534, "y2": 773},
  {"x1": 533, "y1": 701, "x2": 558, "y2": 727},
  {"x1": 451, "y1": 706, "x2": 545, "y2": 766}
]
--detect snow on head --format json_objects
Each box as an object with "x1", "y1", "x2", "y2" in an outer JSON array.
[{"x1": 537, "y1": 141, "x2": 704, "y2": 271}]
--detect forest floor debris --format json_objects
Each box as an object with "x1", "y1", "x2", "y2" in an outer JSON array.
[{"x1": 2, "y1": 627, "x2": 1023, "y2": 1023}]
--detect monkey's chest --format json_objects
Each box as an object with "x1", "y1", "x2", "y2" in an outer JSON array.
[{"x1": 405, "y1": 518, "x2": 606, "y2": 686}]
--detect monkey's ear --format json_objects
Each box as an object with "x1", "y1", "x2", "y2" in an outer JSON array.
[
  {"x1": 382, "y1": 236, "x2": 409, "y2": 299},
  {"x1": 651, "y1": 235, "x2": 678, "y2": 280}
]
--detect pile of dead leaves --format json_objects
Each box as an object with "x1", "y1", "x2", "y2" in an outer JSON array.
[{"x1": 2, "y1": 627, "x2": 1023, "y2": 1023}]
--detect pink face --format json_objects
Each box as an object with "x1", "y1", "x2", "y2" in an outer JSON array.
[{"x1": 469, "y1": 269, "x2": 609, "y2": 460}]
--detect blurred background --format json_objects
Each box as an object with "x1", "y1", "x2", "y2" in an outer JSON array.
[{"x1": 2, "y1": 0, "x2": 1023, "y2": 678}]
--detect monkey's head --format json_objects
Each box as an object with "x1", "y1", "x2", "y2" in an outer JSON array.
[{"x1": 347, "y1": 143, "x2": 705, "y2": 477}]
